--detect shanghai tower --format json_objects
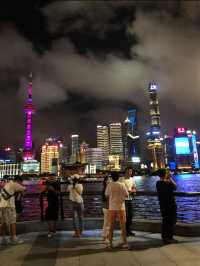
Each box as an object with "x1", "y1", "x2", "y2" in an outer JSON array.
[
  {"x1": 146, "y1": 82, "x2": 164, "y2": 170},
  {"x1": 23, "y1": 73, "x2": 35, "y2": 161}
]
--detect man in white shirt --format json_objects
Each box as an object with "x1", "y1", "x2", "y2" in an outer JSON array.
[
  {"x1": 105, "y1": 171, "x2": 129, "y2": 249},
  {"x1": 0, "y1": 175, "x2": 26, "y2": 245},
  {"x1": 120, "y1": 167, "x2": 136, "y2": 236}
]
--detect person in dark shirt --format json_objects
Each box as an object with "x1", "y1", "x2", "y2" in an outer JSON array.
[
  {"x1": 156, "y1": 168, "x2": 177, "y2": 244},
  {"x1": 44, "y1": 175, "x2": 60, "y2": 238}
]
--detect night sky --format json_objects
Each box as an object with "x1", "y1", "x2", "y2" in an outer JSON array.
[{"x1": 1, "y1": 1, "x2": 200, "y2": 150}]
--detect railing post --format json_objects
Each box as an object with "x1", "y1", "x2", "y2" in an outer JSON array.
[
  {"x1": 40, "y1": 193, "x2": 44, "y2": 221},
  {"x1": 60, "y1": 192, "x2": 64, "y2": 220}
]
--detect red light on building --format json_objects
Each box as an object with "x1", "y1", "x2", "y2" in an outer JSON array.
[{"x1": 177, "y1": 127, "x2": 185, "y2": 134}]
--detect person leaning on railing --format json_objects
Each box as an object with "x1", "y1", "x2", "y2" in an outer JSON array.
[{"x1": 156, "y1": 168, "x2": 178, "y2": 244}]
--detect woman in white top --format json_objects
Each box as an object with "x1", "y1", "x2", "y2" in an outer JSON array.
[{"x1": 68, "y1": 175, "x2": 84, "y2": 237}]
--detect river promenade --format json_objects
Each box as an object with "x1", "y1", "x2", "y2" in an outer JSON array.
[{"x1": 1, "y1": 230, "x2": 200, "y2": 266}]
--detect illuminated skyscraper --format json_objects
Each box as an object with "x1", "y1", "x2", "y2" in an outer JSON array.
[
  {"x1": 173, "y1": 128, "x2": 199, "y2": 170},
  {"x1": 97, "y1": 125, "x2": 109, "y2": 164},
  {"x1": 41, "y1": 138, "x2": 59, "y2": 174},
  {"x1": 70, "y1": 134, "x2": 79, "y2": 164},
  {"x1": 122, "y1": 108, "x2": 140, "y2": 167},
  {"x1": 127, "y1": 109, "x2": 137, "y2": 134},
  {"x1": 123, "y1": 117, "x2": 132, "y2": 162},
  {"x1": 86, "y1": 148, "x2": 103, "y2": 170},
  {"x1": 23, "y1": 73, "x2": 35, "y2": 160},
  {"x1": 109, "y1": 123, "x2": 123, "y2": 159},
  {"x1": 80, "y1": 141, "x2": 89, "y2": 164},
  {"x1": 146, "y1": 82, "x2": 164, "y2": 170}
]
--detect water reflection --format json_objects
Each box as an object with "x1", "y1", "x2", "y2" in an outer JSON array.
[{"x1": 21, "y1": 174, "x2": 200, "y2": 224}]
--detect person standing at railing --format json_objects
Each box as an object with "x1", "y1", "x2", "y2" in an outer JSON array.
[
  {"x1": 102, "y1": 175, "x2": 110, "y2": 241},
  {"x1": 105, "y1": 171, "x2": 129, "y2": 250},
  {"x1": 44, "y1": 174, "x2": 60, "y2": 238},
  {"x1": 68, "y1": 174, "x2": 84, "y2": 238},
  {"x1": 156, "y1": 168, "x2": 178, "y2": 244},
  {"x1": 0, "y1": 175, "x2": 26, "y2": 246},
  {"x1": 120, "y1": 167, "x2": 137, "y2": 237}
]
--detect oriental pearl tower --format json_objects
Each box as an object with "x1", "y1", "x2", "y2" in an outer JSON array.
[{"x1": 23, "y1": 73, "x2": 35, "y2": 161}]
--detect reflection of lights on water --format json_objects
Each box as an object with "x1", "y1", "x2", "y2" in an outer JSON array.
[
  {"x1": 133, "y1": 176, "x2": 143, "y2": 180},
  {"x1": 177, "y1": 174, "x2": 195, "y2": 179}
]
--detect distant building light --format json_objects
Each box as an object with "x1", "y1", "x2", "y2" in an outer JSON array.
[
  {"x1": 146, "y1": 132, "x2": 151, "y2": 136},
  {"x1": 141, "y1": 163, "x2": 148, "y2": 169},
  {"x1": 110, "y1": 123, "x2": 121, "y2": 126},
  {"x1": 132, "y1": 156, "x2": 141, "y2": 163},
  {"x1": 5, "y1": 147, "x2": 11, "y2": 151},
  {"x1": 193, "y1": 130, "x2": 196, "y2": 135},
  {"x1": 149, "y1": 84, "x2": 157, "y2": 91},
  {"x1": 127, "y1": 134, "x2": 140, "y2": 139},
  {"x1": 152, "y1": 131, "x2": 160, "y2": 135},
  {"x1": 97, "y1": 125, "x2": 107, "y2": 128},
  {"x1": 177, "y1": 127, "x2": 185, "y2": 133},
  {"x1": 71, "y1": 134, "x2": 79, "y2": 138}
]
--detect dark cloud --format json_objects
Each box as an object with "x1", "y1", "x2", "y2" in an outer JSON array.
[{"x1": 1, "y1": 1, "x2": 200, "y2": 150}]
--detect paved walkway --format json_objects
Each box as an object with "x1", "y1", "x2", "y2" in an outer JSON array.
[{"x1": 1, "y1": 230, "x2": 200, "y2": 266}]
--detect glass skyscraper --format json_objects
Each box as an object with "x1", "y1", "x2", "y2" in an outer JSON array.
[
  {"x1": 97, "y1": 125, "x2": 109, "y2": 164},
  {"x1": 109, "y1": 123, "x2": 123, "y2": 159}
]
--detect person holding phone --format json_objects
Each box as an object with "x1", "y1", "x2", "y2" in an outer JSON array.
[{"x1": 156, "y1": 168, "x2": 178, "y2": 244}]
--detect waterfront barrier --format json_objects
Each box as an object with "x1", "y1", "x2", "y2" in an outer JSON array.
[
  {"x1": 14, "y1": 190, "x2": 200, "y2": 236},
  {"x1": 19, "y1": 190, "x2": 200, "y2": 223}
]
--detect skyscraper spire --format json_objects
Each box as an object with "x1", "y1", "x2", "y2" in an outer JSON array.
[
  {"x1": 23, "y1": 73, "x2": 35, "y2": 161},
  {"x1": 146, "y1": 81, "x2": 164, "y2": 171}
]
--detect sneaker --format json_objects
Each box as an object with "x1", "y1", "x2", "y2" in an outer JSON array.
[
  {"x1": 167, "y1": 239, "x2": 178, "y2": 244},
  {"x1": 127, "y1": 231, "x2": 135, "y2": 237},
  {"x1": 0, "y1": 238, "x2": 9, "y2": 246},
  {"x1": 106, "y1": 243, "x2": 113, "y2": 250},
  {"x1": 120, "y1": 243, "x2": 129, "y2": 250},
  {"x1": 10, "y1": 238, "x2": 24, "y2": 245},
  {"x1": 73, "y1": 230, "x2": 80, "y2": 238},
  {"x1": 104, "y1": 238, "x2": 109, "y2": 244},
  {"x1": 47, "y1": 233, "x2": 53, "y2": 238},
  {"x1": 163, "y1": 238, "x2": 178, "y2": 244},
  {"x1": 117, "y1": 242, "x2": 129, "y2": 250}
]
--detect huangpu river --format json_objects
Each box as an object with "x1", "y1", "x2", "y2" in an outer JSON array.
[{"x1": 21, "y1": 174, "x2": 200, "y2": 224}]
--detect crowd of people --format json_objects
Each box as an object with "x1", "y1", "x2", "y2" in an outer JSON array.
[{"x1": 0, "y1": 167, "x2": 178, "y2": 249}]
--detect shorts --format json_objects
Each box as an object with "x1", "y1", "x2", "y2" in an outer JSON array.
[
  {"x1": 108, "y1": 210, "x2": 126, "y2": 223},
  {"x1": 0, "y1": 208, "x2": 17, "y2": 225}
]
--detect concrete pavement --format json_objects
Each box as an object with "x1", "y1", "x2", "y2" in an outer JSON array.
[{"x1": 1, "y1": 230, "x2": 200, "y2": 266}]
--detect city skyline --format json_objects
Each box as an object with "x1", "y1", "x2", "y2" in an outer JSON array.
[{"x1": 1, "y1": 1, "x2": 200, "y2": 147}]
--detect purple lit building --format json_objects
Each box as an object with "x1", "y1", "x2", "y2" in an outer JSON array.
[{"x1": 23, "y1": 73, "x2": 35, "y2": 161}]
